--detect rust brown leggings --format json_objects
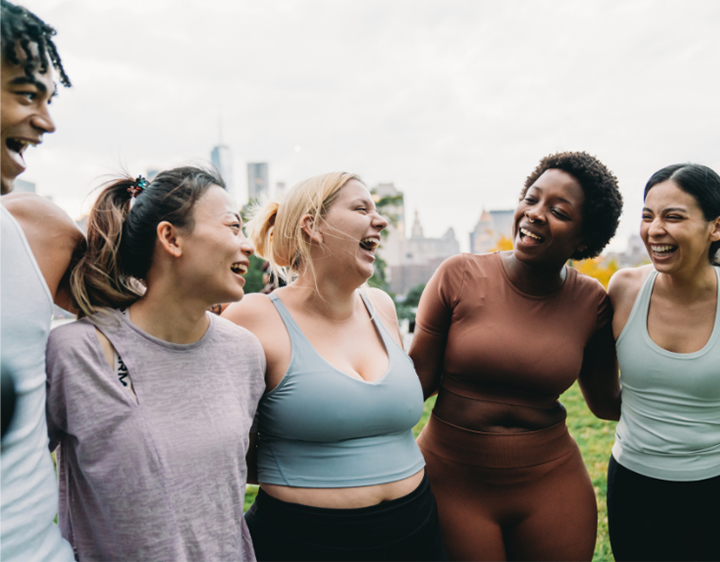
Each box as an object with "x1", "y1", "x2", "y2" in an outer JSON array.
[{"x1": 418, "y1": 414, "x2": 597, "y2": 561}]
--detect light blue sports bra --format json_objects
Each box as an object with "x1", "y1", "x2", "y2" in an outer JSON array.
[{"x1": 255, "y1": 291, "x2": 426, "y2": 488}]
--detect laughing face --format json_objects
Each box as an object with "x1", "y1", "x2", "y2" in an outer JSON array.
[
  {"x1": 178, "y1": 185, "x2": 255, "y2": 304},
  {"x1": 1, "y1": 44, "x2": 57, "y2": 194},
  {"x1": 315, "y1": 179, "x2": 388, "y2": 281},
  {"x1": 513, "y1": 169, "x2": 586, "y2": 268},
  {"x1": 642, "y1": 180, "x2": 720, "y2": 273}
]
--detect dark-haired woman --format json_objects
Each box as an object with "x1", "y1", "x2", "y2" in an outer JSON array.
[
  {"x1": 607, "y1": 163, "x2": 720, "y2": 562},
  {"x1": 223, "y1": 172, "x2": 446, "y2": 561},
  {"x1": 410, "y1": 152, "x2": 623, "y2": 561},
  {"x1": 45, "y1": 168, "x2": 265, "y2": 561}
]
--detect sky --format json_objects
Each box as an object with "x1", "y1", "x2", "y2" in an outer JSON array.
[{"x1": 17, "y1": 0, "x2": 720, "y2": 252}]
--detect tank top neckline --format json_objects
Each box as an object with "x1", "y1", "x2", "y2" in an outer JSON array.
[
  {"x1": 619, "y1": 266, "x2": 720, "y2": 359},
  {"x1": 268, "y1": 291, "x2": 393, "y2": 386}
]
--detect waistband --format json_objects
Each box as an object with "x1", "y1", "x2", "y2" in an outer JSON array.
[
  {"x1": 441, "y1": 373, "x2": 559, "y2": 409},
  {"x1": 418, "y1": 413, "x2": 577, "y2": 469}
]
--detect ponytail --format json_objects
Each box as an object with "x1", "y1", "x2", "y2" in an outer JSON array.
[{"x1": 70, "y1": 177, "x2": 144, "y2": 318}]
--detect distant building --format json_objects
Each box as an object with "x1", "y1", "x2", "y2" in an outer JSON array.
[
  {"x1": 13, "y1": 178, "x2": 35, "y2": 193},
  {"x1": 247, "y1": 162, "x2": 269, "y2": 202},
  {"x1": 146, "y1": 169, "x2": 160, "y2": 181},
  {"x1": 276, "y1": 182, "x2": 286, "y2": 198},
  {"x1": 211, "y1": 145, "x2": 234, "y2": 197},
  {"x1": 607, "y1": 234, "x2": 650, "y2": 267},
  {"x1": 469, "y1": 209, "x2": 514, "y2": 253},
  {"x1": 372, "y1": 181, "x2": 459, "y2": 295}
]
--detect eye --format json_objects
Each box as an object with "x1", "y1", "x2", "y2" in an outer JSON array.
[
  {"x1": 16, "y1": 91, "x2": 37, "y2": 102},
  {"x1": 551, "y1": 209, "x2": 569, "y2": 220},
  {"x1": 665, "y1": 214, "x2": 683, "y2": 221}
]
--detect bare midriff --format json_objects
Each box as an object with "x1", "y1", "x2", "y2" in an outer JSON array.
[
  {"x1": 433, "y1": 374, "x2": 567, "y2": 433},
  {"x1": 260, "y1": 468, "x2": 425, "y2": 509}
]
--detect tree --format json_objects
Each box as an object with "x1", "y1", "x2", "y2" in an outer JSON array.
[
  {"x1": 572, "y1": 256, "x2": 619, "y2": 289},
  {"x1": 368, "y1": 190, "x2": 404, "y2": 292}
]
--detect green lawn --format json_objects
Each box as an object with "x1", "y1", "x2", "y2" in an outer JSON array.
[{"x1": 244, "y1": 382, "x2": 616, "y2": 561}]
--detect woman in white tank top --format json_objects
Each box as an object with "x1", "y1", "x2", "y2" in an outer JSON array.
[{"x1": 607, "y1": 163, "x2": 720, "y2": 561}]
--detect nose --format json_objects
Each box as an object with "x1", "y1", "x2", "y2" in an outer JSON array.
[
  {"x1": 30, "y1": 103, "x2": 56, "y2": 135},
  {"x1": 240, "y1": 236, "x2": 255, "y2": 257},
  {"x1": 524, "y1": 208, "x2": 544, "y2": 223},
  {"x1": 647, "y1": 217, "x2": 666, "y2": 238},
  {"x1": 373, "y1": 211, "x2": 389, "y2": 232}
]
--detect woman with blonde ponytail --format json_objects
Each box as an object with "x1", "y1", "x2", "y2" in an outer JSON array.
[
  {"x1": 223, "y1": 172, "x2": 446, "y2": 561},
  {"x1": 46, "y1": 167, "x2": 265, "y2": 561}
]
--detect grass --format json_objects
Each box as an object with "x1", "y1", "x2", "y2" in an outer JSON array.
[{"x1": 244, "y1": 382, "x2": 616, "y2": 561}]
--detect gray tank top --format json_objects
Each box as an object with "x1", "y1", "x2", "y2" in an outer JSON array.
[
  {"x1": 255, "y1": 291, "x2": 426, "y2": 488},
  {"x1": 613, "y1": 267, "x2": 720, "y2": 481}
]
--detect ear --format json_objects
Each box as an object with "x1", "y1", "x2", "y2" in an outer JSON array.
[
  {"x1": 710, "y1": 216, "x2": 720, "y2": 242},
  {"x1": 300, "y1": 214, "x2": 323, "y2": 244},
  {"x1": 156, "y1": 221, "x2": 183, "y2": 258}
]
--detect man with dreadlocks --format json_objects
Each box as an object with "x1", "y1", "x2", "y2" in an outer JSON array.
[{"x1": 1, "y1": 1, "x2": 80, "y2": 560}]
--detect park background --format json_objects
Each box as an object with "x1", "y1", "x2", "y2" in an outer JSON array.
[{"x1": 28, "y1": 1, "x2": 719, "y2": 561}]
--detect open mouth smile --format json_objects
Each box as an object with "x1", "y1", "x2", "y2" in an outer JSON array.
[
  {"x1": 230, "y1": 262, "x2": 248, "y2": 275},
  {"x1": 650, "y1": 244, "x2": 677, "y2": 258},
  {"x1": 519, "y1": 227, "x2": 544, "y2": 244},
  {"x1": 359, "y1": 237, "x2": 380, "y2": 254}
]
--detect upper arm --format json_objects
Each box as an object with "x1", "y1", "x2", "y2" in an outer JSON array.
[
  {"x1": 408, "y1": 256, "x2": 464, "y2": 398},
  {"x1": 578, "y1": 320, "x2": 621, "y2": 421},
  {"x1": 608, "y1": 266, "x2": 651, "y2": 340},
  {"x1": 3, "y1": 194, "x2": 85, "y2": 309}
]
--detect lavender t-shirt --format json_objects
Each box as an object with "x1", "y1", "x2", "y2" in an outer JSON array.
[{"x1": 46, "y1": 310, "x2": 265, "y2": 561}]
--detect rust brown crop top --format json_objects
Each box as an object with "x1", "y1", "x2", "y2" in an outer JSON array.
[{"x1": 415, "y1": 252, "x2": 610, "y2": 414}]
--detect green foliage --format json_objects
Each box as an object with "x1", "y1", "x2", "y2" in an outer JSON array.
[
  {"x1": 404, "y1": 284, "x2": 426, "y2": 308},
  {"x1": 368, "y1": 254, "x2": 389, "y2": 292},
  {"x1": 243, "y1": 254, "x2": 266, "y2": 294}
]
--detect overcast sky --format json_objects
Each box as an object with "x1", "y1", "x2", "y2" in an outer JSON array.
[{"x1": 18, "y1": 0, "x2": 720, "y2": 252}]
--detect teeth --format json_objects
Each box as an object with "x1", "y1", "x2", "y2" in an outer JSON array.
[
  {"x1": 651, "y1": 245, "x2": 676, "y2": 253},
  {"x1": 231, "y1": 263, "x2": 248, "y2": 274},
  {"x1": 520, "y1": 227, "x2": 542, "y2": 241},
  {"x1": 360, "y1": 238, "x2": 379, "y2": 251},
  {"x1": 6, "y1": 139, "x2": 35, "y2": 154}
]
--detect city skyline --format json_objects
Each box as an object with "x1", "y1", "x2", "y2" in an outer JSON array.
[{"x1": 16, "y1": 0, "x2": 720, "y2": 253}]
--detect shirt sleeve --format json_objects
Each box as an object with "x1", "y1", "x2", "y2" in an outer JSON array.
[
  {"x1": 596, "y1": 285, "x2": 613, "y2": 333},
  {"x1": 415, "y1": 254, "x2": 467, "y2": 338}
]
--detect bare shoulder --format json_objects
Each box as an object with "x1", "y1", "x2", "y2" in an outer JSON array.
[
  {"x1": 608, "y1": 265, "x2": 653, "y2": 307},
  {"x1": 222, "y1": 292, "x2": 276, "y2": 331},
  {"x1": 366, "y1": 287, "x2": 398, "y2": 322},
  {"x1": 3, "y1": 193, "x2": 81, "y2": 237}
]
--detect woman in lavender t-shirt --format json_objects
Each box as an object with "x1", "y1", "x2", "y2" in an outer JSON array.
[{"x1": 46, "y1": 167, "x2": 265, "y2": 561}]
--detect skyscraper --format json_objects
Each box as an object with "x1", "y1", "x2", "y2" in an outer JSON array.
[
  {"x1": 211, "y1": 144, "x2": 234, "y2": 197},
  {"x1": 247, "y1": 162, "x2": 269, "y2": 202}
]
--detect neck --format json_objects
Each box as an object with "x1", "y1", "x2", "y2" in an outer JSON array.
[
  {"x1": 656, "y1": 260, "x2": 717, "y2": 303},
  {"x1": 128, "y1": 280, "x2": 211, "y2": 344},
  {"x1": 500, "y1": 251, "x2": 566, "y2": 296},
  {"x1": 291, "y1": 267, "x2": 362, "y2": 322}
]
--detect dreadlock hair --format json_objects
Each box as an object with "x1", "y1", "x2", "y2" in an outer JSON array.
[
  {"x1": 522, "y1": 151, "x2": 623, "y2": 260},
  {"x1": 70, "y1": 166, "x2": 224, "y2": 318},
  {"x1": 1, "y1": 0, "x2": 71, "y2": 87}
]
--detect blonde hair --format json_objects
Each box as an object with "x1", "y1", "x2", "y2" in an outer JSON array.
[{"x1": 246, "y1": 171, "x2": 362, "y2": 282}]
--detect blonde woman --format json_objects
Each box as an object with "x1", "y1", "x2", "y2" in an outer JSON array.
[{"x1": 223, "y1": 172, "x2": 446, "y2": 561}]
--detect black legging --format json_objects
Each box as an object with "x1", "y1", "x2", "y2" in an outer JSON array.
[
  {"x1": 607, "y1": 455, "x2": 720, "y2": 561},
  {"x1": 245, "y1": 474, "x2": 447, "y2": 561}
]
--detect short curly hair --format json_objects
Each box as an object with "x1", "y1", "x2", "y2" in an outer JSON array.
[
  {"x1": 522, "y1": 151, "x2": 623, "y2": 260},
  {"x1": 1, "y1": 0, "x2": 71, "y2": 87}
]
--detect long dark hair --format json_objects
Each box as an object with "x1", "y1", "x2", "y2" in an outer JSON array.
[
  {"x1": 644, "y1": 164, "x2": 720, "y2": 265},
  {"x1": 71, "y1": 166, "x2": 224, "y2": 318}
]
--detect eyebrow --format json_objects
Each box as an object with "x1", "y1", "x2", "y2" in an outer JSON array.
[
  {"x1": 642, "y1": 206, "x2": 688, "y2": 213},
  {"x1": 528, "y1": 186, "x2": 576, "y2": 207},
  {"x1": 9, "y1": 76, "x2": 56, "y2": 96}
]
